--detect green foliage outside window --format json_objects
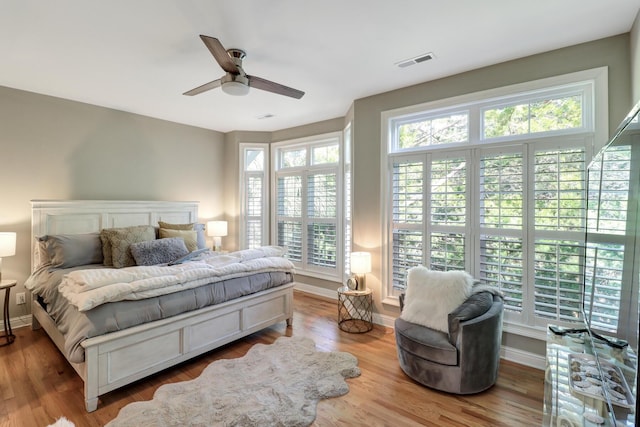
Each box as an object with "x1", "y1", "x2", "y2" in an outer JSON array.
[{"x1": 484, "y1": 95, "x2": 582, "y2": 139}]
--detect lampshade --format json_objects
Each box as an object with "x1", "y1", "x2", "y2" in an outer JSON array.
[
  {"x1": 350, "y1": 252, "x2": 371, "y2": 275},
  {"x1": 207, "y1": 221, "x2": 228, "y2": 237},
  {"x1": 0, "y1": 232, "x2": 16, "y2": 257}
]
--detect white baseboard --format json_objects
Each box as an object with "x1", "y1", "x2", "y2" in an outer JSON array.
[
  {"x1": 501, "y1": 345, "x2": 545, "y2": 370},
  {"x1": 293, "y1": 284, "x2": 545, "y2": 370},
  {"x1": 1, "y1": 314, "x2": 32, "y2": 333},
  {"x1": 293, "y1": 282, "x2": 337, "y2": 300}
]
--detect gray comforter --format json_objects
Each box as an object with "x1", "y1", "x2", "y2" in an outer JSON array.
[{"x1": 26, "y1": 264, "x2": 293, "y2": 363}]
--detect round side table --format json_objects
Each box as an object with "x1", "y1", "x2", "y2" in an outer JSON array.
[
  {"x1": 337, "y1": 287, "x2": 373, "y2": 333},
  {"x1": 0, "y1": 279, "x2": 17, "y2": 346}
]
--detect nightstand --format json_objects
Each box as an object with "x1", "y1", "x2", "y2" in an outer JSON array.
[
  {"x1": 0, "y1": 279, "x2": 16, "y2": 346},
  {"x1": 337, "y1": 287, "x2": 373, "y2": 333}
]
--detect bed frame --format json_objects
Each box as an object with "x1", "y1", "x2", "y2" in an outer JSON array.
[{"x1": 30, "y1": 200, "x2": 294, "y2": 412}]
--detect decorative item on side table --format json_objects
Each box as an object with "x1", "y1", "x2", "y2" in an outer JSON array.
[
  {"x1": 338, "y1": 287, "x2": 373, "y2": 333},
  {"x1": 0, "y1": 232, "x2": 17, "y2": 346},
  {"x1": 207, "y1": 220, "x2": 228, "y2": 252}
]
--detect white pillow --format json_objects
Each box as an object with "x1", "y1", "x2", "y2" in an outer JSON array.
[{"x1": 400, "y1": 267, "x2": 474, "y2": 333}]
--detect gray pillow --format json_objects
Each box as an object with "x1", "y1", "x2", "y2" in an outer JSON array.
[
  {"x1": 194, "y1": 223, "x2": 207, "y2": 250},
  {"x1": 41, "y1": 233, "x2": 104, "y2": 268},
  {"x1": 130, "y1": 237, "x2": 189, "y2": 266}
]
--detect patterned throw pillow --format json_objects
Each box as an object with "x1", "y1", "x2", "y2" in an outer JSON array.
[
  {"x1": 101, "y1": 225, "x2": 156, "y2": 268},
  {"x1": 130, "y1": 237, "x2": 189, "y2": 266},
  {"x1": 100, "y1": 231, "x2": 114, "y2": 266},
  {"x1": 159, "y1": 228, "x2": 198, "y2": 252}
]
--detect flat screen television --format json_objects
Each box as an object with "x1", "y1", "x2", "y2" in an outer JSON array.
[{"x1": 583, "y1": 101, "x2": 640, "y2": 425}]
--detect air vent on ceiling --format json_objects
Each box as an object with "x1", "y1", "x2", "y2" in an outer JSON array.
[{"x1": 396, "y1": 52, "x2": 435, "y2": 68}]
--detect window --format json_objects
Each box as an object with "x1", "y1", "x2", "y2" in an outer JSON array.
[
  {"x1": 273, "y1": 133, "x2": 344, "y2": 280},
  {"x1": 483, "y1": 93, "x2": 584, "y2": 139},
  {"x1": 394, "y1": 111, "x2": 469, "y2": 149},
  {"x1": 240, "y1": 144, "x2": 269, "y2": 249},
  {"x1": 382, "y1": 68, "x2": 607, "y2": 333}
]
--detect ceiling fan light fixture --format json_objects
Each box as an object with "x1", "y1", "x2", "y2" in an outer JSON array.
[
  {"x1": 184, "y1": 36, "x2": 305, "y2": 99},
  {"x1": 221, "y1": 80, "x2": 250, "y2": 96}
]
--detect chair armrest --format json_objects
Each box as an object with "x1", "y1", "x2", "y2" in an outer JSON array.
[{"x1": 448, "y1": 292, "x2": 495, "y2": 346}]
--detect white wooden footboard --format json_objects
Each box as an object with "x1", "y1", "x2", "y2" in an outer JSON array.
[{"x1": 34, "y1": 283, "x2": 293, "y2": 412}]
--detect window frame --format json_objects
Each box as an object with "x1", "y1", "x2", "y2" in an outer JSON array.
[
  {"x1": 381, "y1": 67, "x2": 608, "y2": 338},
  {"x1": 271, "y1": 132, "x2": 345, "y2": 281}
]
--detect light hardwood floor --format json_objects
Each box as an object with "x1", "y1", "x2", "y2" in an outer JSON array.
[{"x1": 0, "y1": 291, "x2": 544, "y2": 427}]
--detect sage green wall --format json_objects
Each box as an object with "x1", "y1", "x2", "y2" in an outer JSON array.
[
  {"x1": 632, "y1": 10, "x2": 640, "y2": 104},
  {"x1": 271, "y1": 117, "x2": 345, "y2": 143},
  {"x1": 351, "y1": 34, "x2": 631, "y2": 357},
  {"x1": 0, "y1": 86, "x2": 225, "y2": 321}
]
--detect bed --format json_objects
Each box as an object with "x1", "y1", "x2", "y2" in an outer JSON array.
[{"x1": 27, "y1": 200, "x2": 295, "y2": 412}]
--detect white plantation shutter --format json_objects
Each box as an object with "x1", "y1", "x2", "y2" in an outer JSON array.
[
  {"x1": 344, "y1": 123, "x2": 352, "y2": 278},
  {"x1": 534, "y1": 239, "x2": 584, "y2": 321},
  {"x1": 587, "y1": 145, "x2": 631, "y2": 234},
  {"x1": 389, "y1": 145, "x2": 589, "y2": 321},
  {"x1": 480, "y1": 153, "x2": 523, "y2": 229},
  {"x1": 430, "y1": 157, "x2": 466, "y2": 226},
  {"x1": 277, "y1": 175, "x2": 303, "y2": 262},
  {"x1": 479, "y1": 152, "x2": 524, "y2": 312},
  {"x1": 245, "y1": 174, "x2": 263, "y2": 248},
  {"x1": 240, "y1": 145, "x2": 269, "y2": 249},
  {"x1": 584, "y1": 144, "x2": 632, "y2": 333},
  {"x1": 273, "y1": 133, "x2": 343, "y2": 280},
  {"x1": 532, "y1": 148, "x2": 586, "y2": 324},
  {"x1": 307, "y1": 172, "x2": 337, "y2": 268},
  {"x1": 428, "y1": 157, "x2": 468, "y2": 271},
  {"x1": 391, "y1": 159, "x2": 424, "y2": 289},
  {"x1": 584, "y1": 243, "x2": 625, "y2": 331},
  {"x1": 534, "y1": 149, "x2": 586, "y2": 232},
  {"x1": 479, "y1": 235, "x2": 524, "y2": 312},
  {"x1": 277, "y1": 221, "x2": 302, "y2": 262},
  {"x1": 429, "y1": 233, "x2": 465, "y2": 270}
]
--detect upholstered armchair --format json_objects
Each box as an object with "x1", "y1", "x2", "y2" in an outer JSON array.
[{"x1": 394, "y1": 268, "x2": 504, "y2": 394}]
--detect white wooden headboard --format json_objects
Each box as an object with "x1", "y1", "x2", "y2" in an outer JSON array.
[{"x1": 31, "y1": 200, "x2": 199, "y2": 271}]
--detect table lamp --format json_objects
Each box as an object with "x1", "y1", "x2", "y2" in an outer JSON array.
[
  {"x1": 0, "y1": 232, "x2": 16, "y2": 282},
  {"x1": 207, "y1": 221, "x2": 228, "y2": 252},
  {"x1": 350, "y1": 252, "x2": 371, "y2": 290}
]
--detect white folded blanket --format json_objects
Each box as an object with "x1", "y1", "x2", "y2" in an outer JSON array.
[{"x1": 58, "y1": 247, "x2": 294, "y2": 311}]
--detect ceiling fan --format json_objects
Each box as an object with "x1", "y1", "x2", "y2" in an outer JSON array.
[{"x1": 183, "y1": 35, "x2": 305, "y2": 99}]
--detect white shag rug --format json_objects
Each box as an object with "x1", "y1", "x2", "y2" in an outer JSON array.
[
  {"x1": 47, "y1": 418, "x2": 75, "y2": 427},
  {"x1": 106, "y1": 336, "x2": 361, "y2": 427}
]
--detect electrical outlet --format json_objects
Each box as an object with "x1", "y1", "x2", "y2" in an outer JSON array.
[{"x1": 16, "y1": 292, "x2": 26, "y2": 305}]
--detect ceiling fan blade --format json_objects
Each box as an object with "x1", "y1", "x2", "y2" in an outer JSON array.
[
  {"x1": 183, "y1": 79, "x2": 222, "y2": 96},
  {"x1": 199, "y1": 35, "x2": 239, "y2": 74},
  {"x1": 248, "y1": 75, "x2": 305, "y2": 99}
]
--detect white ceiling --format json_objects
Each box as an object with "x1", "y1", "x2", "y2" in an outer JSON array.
[{"x1": 1, "y1": 1, "x2": 639, "y2": 133}]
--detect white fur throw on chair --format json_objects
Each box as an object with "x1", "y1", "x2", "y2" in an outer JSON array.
[{"x1": 400, "y1": 267, "x2": 474, "y2": 333}]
